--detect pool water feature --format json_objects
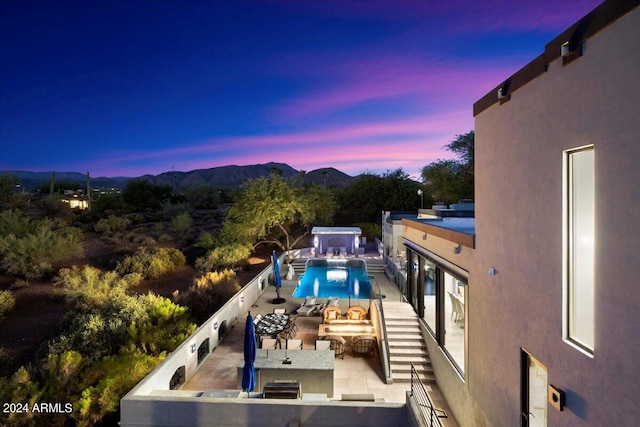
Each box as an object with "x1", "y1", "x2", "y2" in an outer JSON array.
[{"x1": 292, "y1": 259, "x2": 373, "y2": 299}]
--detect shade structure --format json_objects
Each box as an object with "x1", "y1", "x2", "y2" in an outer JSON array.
[
  {"x1": 271, "y1": 251, "x2": 286, "y2": 304},
  {"x1": 241, "y1": 312, "x2": 257, "y2": 394}
]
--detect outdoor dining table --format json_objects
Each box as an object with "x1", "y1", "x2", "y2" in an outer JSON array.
[{"x1": 255, "y1": 313, "x2": 290, "y2": 337}]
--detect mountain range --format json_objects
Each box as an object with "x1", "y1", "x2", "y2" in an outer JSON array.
[{"x1": 2, "y1": 163, "x2": 355, "y2": 191}]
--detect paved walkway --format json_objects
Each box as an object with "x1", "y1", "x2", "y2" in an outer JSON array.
[{"x1": 182, "y1": 260, "x2": 458, "y2": 426}]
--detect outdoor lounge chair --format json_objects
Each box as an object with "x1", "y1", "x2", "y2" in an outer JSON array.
[
  {"x1": 326, "y1": 296, "x2": 340, "y2": 308},
  {"x1": 297, "y1": 296, "x2": 322, "y2": 316}
]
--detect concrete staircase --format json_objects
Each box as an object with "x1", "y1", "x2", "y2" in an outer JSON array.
[{"x1": 383, "y1": 302, "x2": 435, "y2": 383}]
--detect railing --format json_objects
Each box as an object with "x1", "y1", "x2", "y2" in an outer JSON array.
[
  {"x1": 410, "y1": 362, "x2": 446, "y2": 427},
  {"x1": 370, "y1": 276, "x2": 393, "y2": 384}
]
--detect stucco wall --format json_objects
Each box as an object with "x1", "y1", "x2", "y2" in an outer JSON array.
[{"x1": 473, "y1": 7, "x2": 640, "y2": 426}]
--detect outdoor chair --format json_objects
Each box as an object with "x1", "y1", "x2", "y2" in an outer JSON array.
[
  {"x1": 447, "y1": 291, "x2": 464, "y2": 324},
  {"x1": 352, "y1": 336, "x2": 376, "y2": 357},
  {"x1": 345, "y1": 305, "x2": 367, "y2": 320},
  {"x1": 261, "y1": 338, "x2": 278, "y2": 349},
  {"x1": 286, "y1": 339, "x2": 303, "y2": 350},
  {"x1": 324, "y1": 335, "x2": 346, "y2": 359},
  {"x1": 282, "y1": 316, "x2": 298, "y2": 338},
  {"x1": 253, "y1": 313, "x2": 263, "y2": 325},
  {"x1": 323, "y1": 306, "x2": 342, "y2": 322},
  {"x1": 315, "y1": 340, "x2": 331, "y2": 351}
]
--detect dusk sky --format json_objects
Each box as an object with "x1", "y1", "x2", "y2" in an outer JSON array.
[{"x1": 1, "y1": 0, "x2": 602, "y2": 178}]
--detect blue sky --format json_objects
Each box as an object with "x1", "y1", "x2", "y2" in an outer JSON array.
[{"x1": 0, "y1": 0, "x2": 602, "y2": 178}]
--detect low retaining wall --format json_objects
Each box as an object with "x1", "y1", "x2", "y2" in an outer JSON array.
[{"x1": 120, "y1": 396, "x2": 408, "y2": 427}]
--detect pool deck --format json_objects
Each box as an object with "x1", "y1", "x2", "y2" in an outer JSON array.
[{"x1": 182, "y1": 253, "x2": 458, "y2": 426}]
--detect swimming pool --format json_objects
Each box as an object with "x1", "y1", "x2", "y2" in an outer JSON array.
[{"x1": 292, "y1": 258, "x2": 373, "y2": 299}]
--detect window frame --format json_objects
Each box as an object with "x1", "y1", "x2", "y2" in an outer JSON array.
[{"x1": 562, "y1": 145, "x2": 595, "y2": 356}]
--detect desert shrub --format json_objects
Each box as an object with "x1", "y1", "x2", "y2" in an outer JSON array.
[
  {"x1": 0, "y1": 291, "x2": 15, "y2": 319},
  {"x1": 171, "y1": 212, "x2": 193, "y2": 232},
  {"x1": 194, "y1": 243, "x2": 251, "y2": 272},
  {"x1": 158, "y1": 233, "x2": 172, "y2": 243},
  {"x1": 73, "y1": 350, "x2": 165, "y2": 426},
  {"x1": 161, "y1": 202, "x2": 189, "y2": 218},
  {"x1": 0, "y1": 211, "x2": 83, "y2": 279},
  {"x1": 41, "y1": 194, "x2": 72, "y2": 217},
  {"x1": 10, "y1": 279, "x2": 29, "y2": 289},
  {"x1": 195, "y1": 231, "x2": 217, "y2": 252},
  {"x1": 353, "y1": 222, "x2": 381, "y2": 241},
  {"x1": 0, "y1": 291, "x2": 195, "y2": 427},
  {"x1": 94, "y1": 214, "x2": 130, "y2": 234},
  {"x1": 185, "y1": 185, "x2": 221, "y2": 209},
  {"x1": 174, "y1": 269, "x2": 241, "y2": 324},
  {"x1": 54, "y1": 265, "x2": 141, "y2": 306},
  {"x1": 132, "y1": 226, "x2": 148, "y2": 234},
  {"x1": 116, "y1": 247, "x2": 186, "y2": 279},
  {"x1": 140, "y1": 236, "x2": 156, "y2": 246}
]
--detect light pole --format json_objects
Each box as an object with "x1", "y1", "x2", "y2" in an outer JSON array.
[{"x1": 417, "y1": 189, "x2": 424, "y2": 209}]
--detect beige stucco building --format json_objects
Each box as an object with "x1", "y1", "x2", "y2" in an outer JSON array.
[{"x1": 402, "y1": 1, "x2": 640, "y2": 426}]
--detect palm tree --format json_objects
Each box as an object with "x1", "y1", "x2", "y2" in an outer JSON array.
[{"x1": 299, "y1": 169, "x2": 307, "y2": 185}]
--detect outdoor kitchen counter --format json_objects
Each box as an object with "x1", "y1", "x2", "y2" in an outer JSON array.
[{"x1": 236, "y1": 349, "x2": 334, "y2": 397}]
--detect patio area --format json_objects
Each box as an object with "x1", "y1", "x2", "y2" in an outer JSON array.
[{"x1": 182, "y1": 260, "x2": 457, "y2": 425}]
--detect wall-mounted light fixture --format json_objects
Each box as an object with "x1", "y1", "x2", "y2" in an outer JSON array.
[
  {"x1": 548, "y1": 385, "x2": 565, "y2": 411},
  {"x1": 190, "y1": 343, "x2": 197, "y2": 354},
  {"x1": 240, "y1": 295, "x2": 245, "y2": 304},
  {"x1": 488, "y1": 267, "x2": 498, "y2": 277},
  {"x1": 213, "y1": 321, "x2": 219, "y2": 330},
  {"x1": 454, "y1": 245, "x2": 462, "y2": 254},
  {"x1": 561, "y1": 41, "x2": 570, "y2": 57},
  {"x1": 497, "y1": 88, "x2": 504, "y2": 100},
  {"x1": 422, "y1": 233, "x2": 427, "y2": 240}
]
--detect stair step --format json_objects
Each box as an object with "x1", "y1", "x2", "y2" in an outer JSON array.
[
  {"x1": 386, "y1": 322, "x2": 421, "y2": 328},
  {"x1": 392, "y1": 372, "x2": 436, "y2": 383},
  {"x1": 391, "y1": 363, "x2": 433, "y2": 373},
  {"x1": 388, "y1": 335, "x2": 424, "y2": 342},
  {"x1": 389, "y1": 347, "x2": 428, "y2": 356},
  {"x1": 389, "y1": 355, "x2": 430, "y2": 364}
]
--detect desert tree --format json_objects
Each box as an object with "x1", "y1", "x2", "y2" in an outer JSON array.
[
  {"x1": 421, "y1": 131, "x2": 474, "y2": 204},
  {"x1": 220, "y1": 172, "x2": 336, "y2": 253}
]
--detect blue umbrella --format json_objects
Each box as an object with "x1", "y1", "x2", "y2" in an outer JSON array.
[
  {"x1": 241, "y1": 312, "x2": 257, "y2": 395},
  {"x1": 272, "y1": 251, "x2": 285, "y2": 303}
]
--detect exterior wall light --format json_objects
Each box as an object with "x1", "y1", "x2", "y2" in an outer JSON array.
[
  {"x1": 190, "y1": 343, "x2": 197, "y2": 354},
  {"x1": 488, "y1": 267, "x2": 498, "y2": 277},
  {"x1": 213, "y1": 321, "x2": 219, "y2": 330}
]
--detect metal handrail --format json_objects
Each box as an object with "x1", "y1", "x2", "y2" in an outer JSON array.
[{"x1": 410, "y1": 362, "x2": 446, "y2": 427}]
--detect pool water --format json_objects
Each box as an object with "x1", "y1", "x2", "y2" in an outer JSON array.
[{"x1": 292, "y1": 259, "x2": 373, "y2": 299}]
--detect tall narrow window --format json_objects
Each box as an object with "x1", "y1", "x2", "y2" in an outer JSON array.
[{"x1": 564, "y1": 146, "x2": 595, "y2": 353}]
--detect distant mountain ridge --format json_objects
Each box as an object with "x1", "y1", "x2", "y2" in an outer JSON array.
[{"x1": 2, "y1": 163, "x2": 355, "y2": 190}]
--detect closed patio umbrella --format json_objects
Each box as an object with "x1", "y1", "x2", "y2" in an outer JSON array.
[
  {"x1": 241, "y1": 312, "x2": 257, "y2": 396},
  {"x1": 272, "y1": 250, "x2": 286, "y2": 304}
]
